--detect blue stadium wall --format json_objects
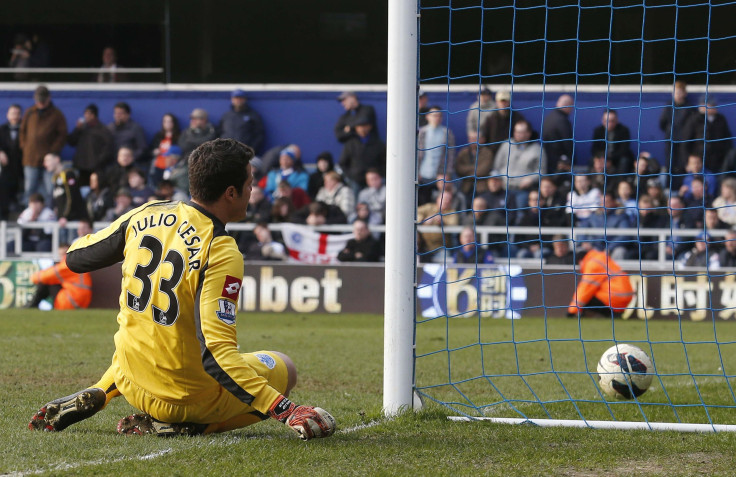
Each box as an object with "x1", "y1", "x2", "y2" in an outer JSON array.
[{"x1": 0, "y1": 86, "x2": 733, "y2": 167}]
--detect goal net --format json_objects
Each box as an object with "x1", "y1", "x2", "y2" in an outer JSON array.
[{"x1": 385, "y1": 0, "x2": 736, "y2": 432}]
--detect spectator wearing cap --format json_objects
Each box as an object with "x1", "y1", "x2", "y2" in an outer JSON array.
[
  {"x1": 480, "y1": 89, "x2": 526, "y2": 156},
  {"x1": 104, "y1": 187, "x2": 134, "y2": 221},
  {"x1": 339, "y1": 113, "x2": 386, "y2": 191},
  {"x1": 160, "y1": 145, "x2": 189, "y2": 198},
  {"x1": 307, "y1": 151, "x2": 335, "y2": 199},
  {"x1": 681, "y1": 94, "x2": 733, "y2": 172},
  {"x1": 466, "y1": 87, "x2": 495, "y2": 139},
  {"x1": 67, "y1": 103, "x2": 115, "y2": 186},
  {"x1": 262, "y1": 145, "x2": 309, "y2": 198},
  {"x1": 108, "y1": 102, "x2": 148, "y2": 167},
  {"x1": 334, "y1": 91, "x2": 378, "y2": 143},
  {"x1": 179, "y1": 108, "x2": 217, "y2": 161},
  {"x1": 19, "y1": 85, "x2": 68, "y2": 205},
  {"x1": 219, "y1": 89, "x2": 265, "y2": 153},
  {"x1": 591, "y1": 109, "x2": 634, "y2": 174},
  {"x1": 541, "y1": 94, "x2": 574, "y2": 175},
  {"x1": 417, "y1": 106, "x2": 456, "y2": 197},
  {"x1": 417, "y1": 91, "x2": 430, "y2": 129}
]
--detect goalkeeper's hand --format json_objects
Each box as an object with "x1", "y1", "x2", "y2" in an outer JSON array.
[{"x1": 268, "y1": 395, "x2": 337, "y2": 440}]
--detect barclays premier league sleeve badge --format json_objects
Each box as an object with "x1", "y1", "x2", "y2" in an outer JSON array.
[{"x1": 216, "y1": 299, "x2": 237, "y2": 325}]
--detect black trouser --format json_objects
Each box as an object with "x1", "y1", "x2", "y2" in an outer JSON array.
[
  {"x1": 27, "y1": 284, "x2": 61, "y2": 308},
  {"x1": 584, "y1": 296, "x2": 621, "y2": 318}
]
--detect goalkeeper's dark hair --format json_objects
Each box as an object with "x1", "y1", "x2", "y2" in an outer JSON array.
[{"x1": 188, "y1": 138, "x2": 254, "y2": 204}]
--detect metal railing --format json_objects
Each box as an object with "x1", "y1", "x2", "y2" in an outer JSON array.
[{"x1": 1, "y1": 220, "x2": 728, "y2": 269}]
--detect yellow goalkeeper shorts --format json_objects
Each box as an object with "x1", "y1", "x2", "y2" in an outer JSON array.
[{"x1": 113, "y1": 350, "x2": 289, "y2": 424}]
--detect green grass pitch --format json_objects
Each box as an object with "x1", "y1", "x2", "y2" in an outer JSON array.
[{"x1": 2, "y1": 309, "x2": 736, "y2": 476}]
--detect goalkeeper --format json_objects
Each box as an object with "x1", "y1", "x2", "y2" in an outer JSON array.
[
  {"x1": 567, "y1": 248, "x2": 634, "y2": 318},
  {"x1": 28, "y1": 139, "x2": 335, "y2": 440}
]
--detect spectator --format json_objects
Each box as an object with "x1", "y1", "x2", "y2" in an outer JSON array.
[
  {"x1": 270, "y1": 197, "x2": 296, "y2": 224},
  {"x1": 19, "y1": 85, "x2": 68, "y2": 205},
  {"x1": 85, "y1": 171, "x2": 113, "y2": 221},
  {"x1": 417, "y1": 90, "x2": 430, "y2": 129},
  {"x1": 678, "y1": 154, "x2": 718, "y2": 200},
  {"x1": 542, "y1": 94, "x2": 575, "y2": 174},
  {"x1": 339, "y1": 113, "x2": 386, "y2": 191},
  {"x1": 15, "y1": 193, "x2": 56, "y2": 252},
  {"x1": 75, "y1": 217, "x2": 94, "y2": 240},
  {"x1": 626, "y1": 194, "x2": 668, "y2": 261},
  {"x1": 645, "y1": 178, "x2": 668, "y2": 210},
  {"x1": 67, "y1": 103, "x2": 115, "y2": 186},
  {"x1": 262, "y1": 145, "x2": 309, "y2": 198},
  {"x1": 681, "y1": 95, "x2": 733, "y2": 172},
  {"x1": 513, "y1": 189, "x2": 544, "y2": 259},
  {"x1": 337, "y1": 219, "x2": 381, "y2": 262},
  {"x1": 417, "y1": 106, "x2": 456, "y2": 204},
  {"x1": 713, "y1": 230, "x2": 736, "y2": 269},
  {"x1": 334, "y1": 91, "x2": 377, "y2": 144},
  {"x1": 615, "y1": 180, "x2": 638, "y2": 221},
  {"x1": 104, "y1": 146, "x2": 137, "y2": 192},
  {"x1": 566, "y1": 174, "x2": 602, "y2": 225},
  {"x1": 0, "y1": 104, "x2": 23, "y2": 219},
  {"x1": 148, "y1": 113, "x2": 181, "y2": 187},
  {"x1": 475, "y1": 172, "x2": 514, "y2": 226},
  {"x1": 705, "y1": 208, "x2": 729, "y2": 232},
  {"x1": 219, "y1": 89, "x2": 265, "y2": 153},
  {"x1": 683, "y1": 176, "x2": 712, "y2": 228},
  {"x1": 431, "y1": 175, "x2": 466, "y2": 212},
  {"x1": 97, "y1": 47, "x2": 125, "y2": 83},
  {"x1": 307, "y1": 151, "x2": 335, "y2": 199},
  {"x1": 347, "y1": 201, "x2": 383, "y2": 231},
  {"x1": 454, "y1": 131, "x2": 495, "y2": 196},
  {"x1": 588, "y1": 151, "x2": 614, "y2": 193},
  {"x1": 666, "y1": 195, "x2": 695, "y2": 259},
  {"x1": 274, "y1": 180, "x2": 310, "y2": 210},
  {"x1": 481, "y1": 89, "x2": 526, "y2": 156},
  {"x1": 160, "y1": 145, "x2": 189, "y2": 198},
  {"x1": 680, "y1": 232, "x2": 715, "y2": 268},
  {"x1": 179, "y1": 108, "x2": 217, "y2": 161},
  {"x1": 245, "y1": 185, "x2": 271, "y2": 224},
  {"x1": 545, "y1": 235, "x2": 575, "y2": 265},
  {"x1": 466, "y1": 87, "x2": 495, "y2": 139},
  {"x1": 416, "y1": 188, "x2": 459, "y2": 261},
  {"x1": 126, "y1": 168, "x2": 155, "y2": 207},
  {"x1": 305, "y1": 201, "x2": 330, "y2": 226},
  {"x1": 357, "y1": 168, "x2": 386, "y2": 222},
  {"x1": 244, "y1": 223, "x2": 287, "y2": 261},
  {"x1": 633, "y1": 151, "x2": 662, "y2": 192},
  {"x1": 494, "y1": 119, "x2": 547, "y2": 206},
  {"x1": 103, "y1": 188, "x2": 134, "y2": 222},
  {"x1": 453, "y1": 227, "x2": 494, "y2": 264},
  {"x1": 27, "y1": 243, "x2": 93, "y2": 310},
  {"x1": 9, "y1": 34, "x2": 33, "y2": 81},
  {"x1": 315, "y1": 171, "x2": 355, "y2": 219},
  {"x1": 578, "y1": 192, "x2": 633, "y2": 261},
  {"x1": 108, "y1": 102, "x2": 147, "y2": 166},
  {"x1": 591, "y1": 109, "x2": 634, "y2": 174},
  {"x1": 659, "y1": 80, "x2": 696, "y2": 175},
  {"x1": 44, "y1": 153, "x2": 88, "y2": 243},
  {"x1": 712, "y1": 177, "x2": 736, "y2": 227}
]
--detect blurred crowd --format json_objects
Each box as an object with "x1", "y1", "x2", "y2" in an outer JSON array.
[{"x1": 1, "y1": 79, "x2": 735, "y2": 267}]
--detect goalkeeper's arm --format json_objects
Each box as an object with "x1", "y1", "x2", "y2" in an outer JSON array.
[{"x1": 268, "y1": 395, "x2": 336, "y2": 440}]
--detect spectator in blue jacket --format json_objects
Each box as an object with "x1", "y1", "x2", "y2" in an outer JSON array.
[
  {"x1": 219, "y1": 89, "x2": 265, "y2": 154},
  {"x1": 262, "y1": 145, "x2": 309, "y2": 198},
  {"x1": 577, "y1": 192, "x2": 633, "y2": 260}
]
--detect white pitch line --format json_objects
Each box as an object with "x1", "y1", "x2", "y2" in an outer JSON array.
[{"x1": 1, "y1": 449, "x2": 173, "y2": 477}]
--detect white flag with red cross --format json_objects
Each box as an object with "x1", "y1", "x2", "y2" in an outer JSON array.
[{"x1": 280, "y1": 223, "x2": 352, "y2": 264}]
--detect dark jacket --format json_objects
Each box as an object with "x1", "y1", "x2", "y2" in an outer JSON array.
[
  {"x1": 454, "y1": 144, "x2": 495, "y2": 195},
  {"x1": 68, "y1": 120, "x2": 115, "y2": 174},
  {"x1": 337, "y1": 236, "x2": 381, "y2": 262},
  {"x1": 339, "y1": 132, "x2": 386, "y2": 187},
  {"x1": 108, "y1": 119, "x2": 147, "y2": 163},
  {"x1": 334, "y1": 103, "x2": 377, "y2": 143},
  {"x1": 178, "y1": 123, "x2": 217, "y2": 160},
  {"x1": 591, "y1": 123, "x2": 634, "y2": 174},
  {"x1": 481, "y1": 109, "x2": 526, "y2": 155},
  {"x1": 219, "y1": 105, "x2": 265, "y2": 153},
  {"x1": 0, "y1": 122, "x2": 23, "y2": 214},
  {"x1": 51, "y1": 167, "x2": 88, "y2": 220},
  {"x1": 659, "y1": 100, "x2": 696, "y2": 172},
  {"x1": 19, "y1": 102, "x2": 67, "y2": 168},
  {"x1": 681, "y1": 111, "x2": 733, "y2": 172},
  {"x1": 542, "y1": 109, "x2": 574, "y2": 173}
]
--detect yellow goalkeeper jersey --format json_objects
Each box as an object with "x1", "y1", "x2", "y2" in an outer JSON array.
[{"x1": 66, "y1": 200, "x2": 280, "y2": 414}]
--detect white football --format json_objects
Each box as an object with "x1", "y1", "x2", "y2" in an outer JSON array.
[{"x1": 597, "y1": 344, "x2": 653, "y2": 399}]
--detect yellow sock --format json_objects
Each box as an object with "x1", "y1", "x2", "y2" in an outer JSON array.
[{"x1": 91, "y1": 365, "x2": 122, "y2": 408}]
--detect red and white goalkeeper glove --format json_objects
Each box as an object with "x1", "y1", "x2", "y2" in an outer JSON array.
[{"x1": 268, "y1": 395, "x2": 336, "y2": 440}]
